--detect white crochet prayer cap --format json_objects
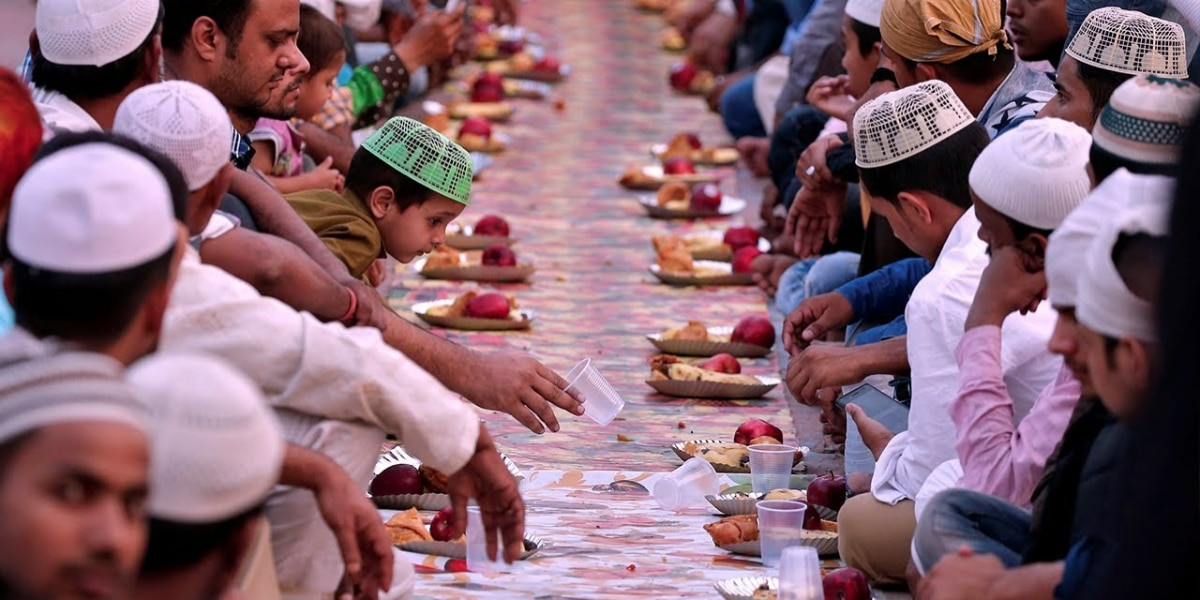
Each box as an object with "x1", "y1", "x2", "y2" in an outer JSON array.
[
  {"x1": 968, "y1": 118, "x2": 1094, "y2": 230},
  {"x1": 127, "y1": 353, "x2": 285, "y2": 524},
  {"x1": 846, "y1": 0, "x2": 885, "y2": 28},
  {"x1": 1093, "y1": 75, "x2": 1200, "y2": 167},
  {"x1": 114, "y1": 81, "x2": 233, "y2": 192},
  {"x1": 1076, "y1": 171, "x2": 1173, "y2": 342},
  {"x1": 0, "y1": 351, "x2": 148, "y2": 444},
  {"x1": 341, "y1": 0, "x2": 383, "y2": 30},
  {"x1": 1066, "y1": 7, "x2": 1189, "y2": 78},
  {"x1": 36, "y1": 0, "x2": 160, "y2": 67},
  {"x1": 8, "y1": 143, "x2": 176, "y2": 274},
  {"x1": 854, "y1": 80, "x2": 975, "y2": 168}
]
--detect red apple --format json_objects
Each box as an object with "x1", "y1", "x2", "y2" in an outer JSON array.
[
  {"x1": 459, "y1": 116, "x2": 493, "y2": 141},
  {"x1": 471, "y1": 83, "x2": 504, "y2": 103},
  {"x1": 669, "y1": 61, "x2": 698, "y2": 92},
  {"x1": 731, "y1": 247, "x2": 762, "y2": 274},
  {"x1": 464, "y1": 292, "x2": 511, "y2": 319},
  {"x1": 534, "y1": 56, "x2": 561, "y2": 72},
  {"x1": 698, "y1": 353, "x2": 740, "y2": 374},
  {"x1": 823, "y1": 567, "x2": 871, "y2": 600},
  {"x1": 497, "y1": 39, "x2": 525, "y2": 55},
  {"x1": 731, "y1": 315, "x2": 776, "y2": 348},
  {"x1": 481, "y1": 244, "x2": 517, "y2": 267},
  {"x1": 474, "y1": 215, "x2": 510, "y2": 237},
  {"x1": 803, "y1": 502, "x2": 823, "y2": 530},
  {"x1": 680, "y1": 132, "x2": 703, "y2": 149},
  {"x1": 806, "y1": 471, "x2": 847, "y2": 512},
  {"x1": 690, "y1": 183, "x2": 722, "y2": 211},
  {"x1": 430, "y1": 506, "x2": 457, "y2": 542},
  {"x1": 734, "y1": 419, "x2": 784, "y2": 445},
  {"x1": 369, "y1": 464, "x2": 422, "y2": 496},
  {"x1": 477, "y1": 72, "x2": 504, "y2": 88},
  {"x1": 723, "y1": 226, "x2": 760, "y2": 252},
  {"x1": 663, "y1": 157, "x2": 696, "y2": 175}
]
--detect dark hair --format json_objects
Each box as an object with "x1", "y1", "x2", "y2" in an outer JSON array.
[
  {"x1": 0, "y1": 432, "x2": 33, "y2": 478},
  {"x1": 1088, "y1": 142, "x2": 1178, "y2": 184},
  {"x1": 298, "y1": 4, "x2": 347, "y2": 74},
  {"x1": 1004, "y1": 215, "x2": 1053, "y2": 242},
  {"x1": 848, "y1": 19, "x2": 881, "y2": 59},
  {"x1": 162, "y1": 0, "x2": 253, "y2": 56},
  {"x1": 141, "y1": 504, "x2": 263, "y2": 574},
  {"x1": 9, "y1": 132, "x2": 188, "y2": 345},
  {"x1": 30, "y1": 3, "x2": 164, "y2": 100},
  {"x1": 858, "y1": 122, "x2": 991, "y2": 209},
  {"x1": 345, "y1": 150, "x2": 438, "y2": 212},
  {"x1": 1077, "y1": 62, "x2": 1133, "y2": 121},
  {"x1": 897, "y1": 45, "x2": 1016, "y2": 86},
  {"x1": 1100, "y1": 232, "x2": 1167, "y2": 363}
]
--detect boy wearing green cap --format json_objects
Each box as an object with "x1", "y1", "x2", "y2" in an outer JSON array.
[{"x1": 286, "y1": 117, "x2": 474, "y2": 282}]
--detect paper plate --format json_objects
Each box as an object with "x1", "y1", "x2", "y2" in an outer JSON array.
[
  {"x1": 637, "y1": 195, "x2": 747, "y2": 219},
  {"x1": 715, "y1": 576, "x2": 777, "y2": 600},
  {"x1": 719, "y1": 540, "x2": 762, "y2": 557},
  {"x1": 501, "y1": 64, "x2": 570, "y2": 82},
  {"x1": 647, "y1": 375, "x2": 780, "y2": 399},
  {"x1": 717, "y1": 525, "x2": 840, "y2": 557},
  {"x1": 650, "y1": 144, "x2": 740, "y2": 166},
  {"x1": 444, "y1": 223, "x2": 514, "y2": 250},
  {"x1": 649, "y1": 262, "x2": 755, "y2": 287},
  {"x1": 371, "y1": 447, "x2": 522, "y2": 510},
  {"x1": 411, "y1": 300, "x2": 532, "y2": 331},
  {"x1": 412, "y1": 256, "x2": 536, "y2": 282},
  {"x1": 706, "y1": 492, "x2": 763, "y2": 516},
  {"x1": 503, "y1": 79, "x2": 553, "y2": 99},
  {"x1": 646, "y1": 326, "x2": 771, "y2": 358},
  {"x1": 666, "y1": 230, "x2": 769, "y2": 261},
  {"x1": 397, "y1": 533, "x2": 547, "y2": 560},
  {"x1": 618, "y1": 165, "x2": 722, "y2": 190},
  {"x1": 670, "y1": 440, "x2": 806, "y2": 474},
  {"x1": 448, "y1": 102, "x2": 516, "y2": 122}
]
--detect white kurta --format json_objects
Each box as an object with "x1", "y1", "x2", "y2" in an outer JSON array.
[{"x1": 870, "y1": 208, "x2": 1060, "y2": 504}]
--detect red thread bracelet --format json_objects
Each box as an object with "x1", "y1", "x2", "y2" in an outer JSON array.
[{"x1": 338, "y1": 286, "x2": 358, "y2": 323}]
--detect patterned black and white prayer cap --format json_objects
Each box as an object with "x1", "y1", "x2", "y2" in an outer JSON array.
[{"x1": 1092, "y1": 74, "x2": 1200, "y2": 167}]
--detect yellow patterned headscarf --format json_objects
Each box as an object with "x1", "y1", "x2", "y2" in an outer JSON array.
[{"x1": 880, "y1": 0, "x2": 1011, "y2": 64}]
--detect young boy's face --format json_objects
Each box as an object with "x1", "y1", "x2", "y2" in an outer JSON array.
[
  {"x1": 1037, "y1": 56, "x2": 1097, "y2": 131},
  {"x1": 841, "y1": 17, "x2": 879, "y2": 99},
  {"x1": 1075, "y1": 323, "x2": 1154, "y2": 420},
  {"x1": 377, "y1": 195, "x2": 466, "y2": 263},
  {"x1": 296, "y1": 51, "x2": 346, "y2": 122}
]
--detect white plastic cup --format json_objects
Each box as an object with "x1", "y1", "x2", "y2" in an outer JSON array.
[
  {"x1": 465, "y1": 506, "x2": 507, "y2": 574},
  {"x1": 652, "y1": 457, "x2": 720, "y2": 510},
  {"x1": 563, "y1": 358, "x2": 625, "y2": 425},
  {"x1": 778, "y1": 546, "x2": 823, "y2": 599},
  {"x1": 757, "y1": 500, "x2": 807, "y2": 568},
  {"x1": 749, "y1": 444, "x2": 796, "y2": 493}
]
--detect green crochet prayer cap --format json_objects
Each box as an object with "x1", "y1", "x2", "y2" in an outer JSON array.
[{"x1": 360, "y1": 117, "x2": 473, "y2": 205}]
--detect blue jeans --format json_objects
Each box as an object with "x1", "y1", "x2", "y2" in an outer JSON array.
[
  {"x1": 719, "y1": 74, "x2": 767, "y2": 139},
  {"x1": 776, "y1": 251, "x2": 861, "y2": 316},
  {"x1": 911, "y1": 489, "x2": 1032, "y2": 574}
]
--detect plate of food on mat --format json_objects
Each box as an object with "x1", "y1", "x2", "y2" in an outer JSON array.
[
  {"x1": 668, "y1": 61, "x2": 717, "y2": 95},
  {"x1": 618, "y1": 163, "x2": 722, "y2": 191},
  {"x1": 370, "y1": 446, "x2": 522, "y2": 511},
  {"x1": 412, "y1": 291, "x2": 532, "y2": 331},
  {"x1": 670, "y1": 430, "x2": 805, "y2": 474},
  {"x1": 472, "y1": 24, "x2": 540, "y2": 61},
  {"x1": 445, "y1": 215, "x2": 514, "y2": 250},
  {"x1": 705, "y1": 488, "x2": 837, "y2": 521},
  {"x1": 661, "y1": 26, "x2": 686, "y2": 51},
  {"x1": 714, "y1": 576, "x2": 779, "y2": 600},
  {"x1": 502, "y1": 78, "x2": 553, "y2": 99},
  {"x1": 638, "y1": 181, "x2": 746, "y2": 219},
  {"x1": 453, "y1": 116, "x2": 510, "y2": 154},
  {"x1": 646, "y1": 316, "x2": 775, "y2": 358},
  {"x1": 649, "y1": 226, "x2": 767, "y2": 261},
  {"x1": 412, "y1": 245, "x2": 535, "y2": 282},
  {"x1": 446, "y1": 99, "x2": 516, "y2": 122},
  {"x1": 385, "y1": 507, "x2": 546, "y2": 559},
  {"x1": 485, "y1": 51, "x2": 570, "y2": 82},
  {"x1": 650, "y1": 238, "x2": 757, "y2": 286},
  {"x1": 651, "y1": 133, "x2": 740, "y2": 166},
  {"x1": 703, "y1": 512, "x2": 841, "y2": 557},
  {"x1": 635, "y1": 0, "x2": 671, "y2": 12},
  {"x1": 646, "y1": 355, "x2": 780, "y2": 399}
]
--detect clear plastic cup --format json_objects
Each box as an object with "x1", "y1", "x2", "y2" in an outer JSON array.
[
  {"x1": 563, "y1": 358, "x2": 625, "y2": 425},
  {"x1": 652, "y1": 457, "x2": 720, "y2": 510},
  {"x1": 757, "y1": 500, "x2": 807, "y2": 568},
  {"x1": 778, "y1": 546, "x2": 823, "y2": 600},
  {"x1": 749, "y1": 444, "x2": 796, "y2": 493},
  {"x1": 465, "y1": 506, "x2": 507, "y2": 574}
]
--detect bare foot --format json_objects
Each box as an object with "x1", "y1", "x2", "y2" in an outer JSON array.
[{"x1": 737, "y1": 137, "x2": 771, "y2": 177}]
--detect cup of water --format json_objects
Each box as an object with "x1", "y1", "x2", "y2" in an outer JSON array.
[
  {"x1": 564, "y1": 358, "x2": 625, "y2": 425},
  {"x1": 757, "y1": 500, "x2": 807, "y2": 568},
  {"x1": 652, "y1": 457, "x2": 721, "y2": 510},
  {"x1": 749, "y1": 443, "x2": 796, "y2": 493}
]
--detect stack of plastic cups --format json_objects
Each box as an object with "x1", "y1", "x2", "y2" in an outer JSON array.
[
  {"x1": 778, "y1": 546, "x2": 823, "y2": 600},
  {"x1": 564, "y1": 358, "x2": 625, "y2": 425},
  {"x1": 652, "y1": 457, "x2": 721, "y2": 510}
]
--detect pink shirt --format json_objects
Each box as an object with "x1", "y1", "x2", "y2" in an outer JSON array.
[{"x1": 950, "y1": 325, "x2": 1081, "y2": 508}]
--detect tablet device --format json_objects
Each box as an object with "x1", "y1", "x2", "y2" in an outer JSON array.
[{"x1": 835, "y1": 383, "x2": 910, "y2": 435}]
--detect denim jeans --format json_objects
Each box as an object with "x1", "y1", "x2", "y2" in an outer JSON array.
[
  {"x1": 911, "y1": 489, "x2": 1033, "y2": 574},
  {"x1": 768, "y1": 105, "x2": 829, "y2": 194},
  {"x1": 775, "y1": 251, "x2": 861, "y2": 315},
  {"x1": 719, "y1": 74, "x2": 767, "y2": 139}
]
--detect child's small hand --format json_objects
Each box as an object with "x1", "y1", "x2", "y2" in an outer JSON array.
[
  {"x1": 311, "y1": 157, "x2": 345, "y2": 192},
  {"x1": 366, "y1": 259, "x2": 388, "y2": 288}
]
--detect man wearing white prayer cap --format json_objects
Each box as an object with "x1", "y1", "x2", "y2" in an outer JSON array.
[
  {"x1": 127, "y1": 353, "x2": 285, "y2": 600},
  {"x1": 0, "y1": 135, "x2": 181, "y2": 600},
  {"x1": 29, "y1": 0, "x2": 164, "y2": 134}
]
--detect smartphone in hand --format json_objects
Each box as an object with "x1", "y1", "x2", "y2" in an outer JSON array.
[{"x1": 834, "y1": 383, "x2": 910, "y2": 435}]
